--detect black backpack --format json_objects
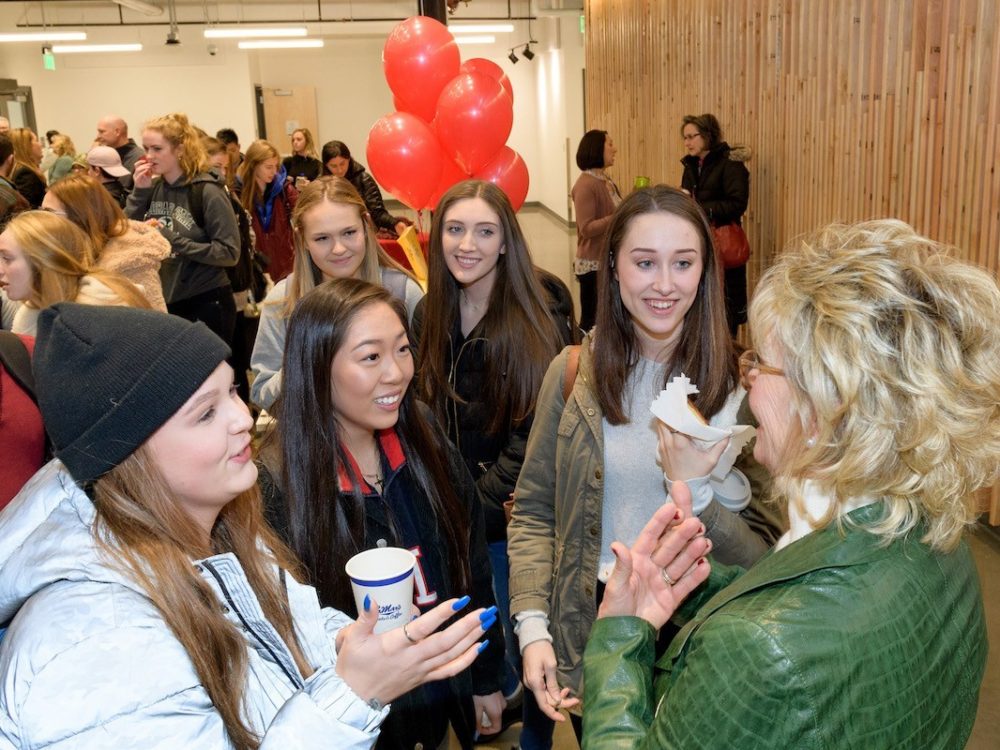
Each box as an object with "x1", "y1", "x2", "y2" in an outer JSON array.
[{"x1": 189, "y1": 182, "x2": 268, "y2": 298}]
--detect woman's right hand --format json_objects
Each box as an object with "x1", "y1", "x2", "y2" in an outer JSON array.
[
  {"x1": 522, "y1": 640, "x2": 579, "y2": 721},
  {"x1": 335, "y1": 596, "x2": 489, "y2": 707},
  {"x1": 133, "y1": 157, "x2": 154, "y2": 189}
]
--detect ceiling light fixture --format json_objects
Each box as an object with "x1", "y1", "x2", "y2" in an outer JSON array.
[
  {"x1": 238, "y1": 39, "x2": 324, "y2": 50},
  {"x1": 112, "y1": 0, "x2": 163, "y2": 16},
  {"x1": 0, "y1": 32, "x2": 86, "y2": 43},
  {"x1": 205, "y1": 28, "x2": 308, "y2": 39},
  {"x1": 52, "y1": 43, "x2": 143, "y2": 54},
  {"x1": 522, "y1": 44, "x2": 535, "y2": 60},
  {"x1": 508, "y1": 49, "x2": 518, "y2": 64},
  {"x1": 450, "y1": 24, "x2": 515, "y2": 33},
  {"x1": 454, "y1": 35, "x2": 496, "y2": 45}
]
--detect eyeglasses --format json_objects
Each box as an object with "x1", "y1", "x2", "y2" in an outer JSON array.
[{"x1": 738, "y1": 349, "x2": 785, "y2": 389}]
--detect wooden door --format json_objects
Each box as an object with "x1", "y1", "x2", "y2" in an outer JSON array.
[{"x1": 260, "y1": 86, "x2": 318, "y2": 157}]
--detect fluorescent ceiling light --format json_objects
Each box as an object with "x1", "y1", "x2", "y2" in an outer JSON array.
[
  {"x1": 238, "y1": 39, "x2": 324, "y2": 50},
  {"x1": 205, "y1": 27, "x2": 308, "y2": 39},
  {"x1": 113, "y1": 0, "x2": 163, "y2": 15},
  {"x1": 454, "y1": 35, "x2": 496, "y2": 45},
  {"x1": 0, "y1": 32, "x2": 87, "y2": 43},
  {"x1": 53, "y1": 43, "x2": 143, "y2": 54},
  {"x1": 451, "y1": 24, "x2": 515, "y2": 33}
]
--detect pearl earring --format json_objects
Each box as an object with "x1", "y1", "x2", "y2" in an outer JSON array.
[{"x1": 805, "y1": 436, "x2": 816, "y2": 448}]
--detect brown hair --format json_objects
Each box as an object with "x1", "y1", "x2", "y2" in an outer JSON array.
[
  {"x1": 418, "y1": 179, "x2": 564, "y2": 433},
  {"x1": 593, "y1": 185, "x2": 738, "y2": 424},
  {"x1": 143, "y1": 113, "x2": 210, "y2": 183},
  {"x1": 47, "y1": 173, "x2": 129, "y2": 257},
  {"x1": 93, "y1": 446, "x2": 312, "y2": 750},
  {"x1": 237, "y1": 140, "x2": 281, "y2": 216},
  {"x1": 10, "y1": 128, "x2": 43, "y2": 179},
  {"x1": 291, "y1": 128, "x2": 318, "y2": 159},
  {"x1": 680, "y1": 114, "x2": 723, "y2": 150}
]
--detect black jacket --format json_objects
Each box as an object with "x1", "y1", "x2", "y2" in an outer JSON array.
[
  {"x1": 680, "y1": 142, "x2": 750, "y2": 225},
  {"x1": 282, "y1": 154, "x2": 322, "y2": 182},
  {"x1": 10, "y1": 166, "x2": 45, "y2": 209},
  {"x1": 411, "y1": 271, "x2": 576, "y2": 543},
  {"x1": 346, "y1": 160, "x2": 400, "y2": 234},
  {"x1": 258, "y1": 415, "x2": 503, "y2": 750}
]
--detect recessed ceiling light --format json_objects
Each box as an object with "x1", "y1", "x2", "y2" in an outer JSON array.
[
  {"x1": 238, "y1": 39, "x2": 324, "y2": 50},
  {"x1": 205, "y1": 28, "x2": 308, "y2": 39}
]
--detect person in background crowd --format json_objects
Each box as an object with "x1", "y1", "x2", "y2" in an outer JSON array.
[
  {"x1": 85, "y1": 145, "x2": 131, "y2": 208},
  {"x1": 322, "y1": 140, "x2": 411, "y2": 238},
  {"x1": 46, "y1": 134, "x2": 77, "y2": 185},
  {"x1": 216, "y1": 127, "x2": 244, "y2": 168},
  {"x1": 583, "y1": 219, "x2": 997, "y2": 749},
  {"x1": 250, "y1": 176, "x2": 422, "y2": 411},
  {"x1": 413, "y1": 180, "x2": 576, "y2": 743},
  {"x1": 237, "y1": 140, "x2": 298, "y2": 282},
  {"x1": 282, "y1": 127, "x2": 322, "y2": 186},
  {"x1": 9, "y1": 128, "x2": 46, "y2": 209},
  {"x1": 508, "y1": 186, "x2": 779, "y2": 744},
  {"x1": 258, "y1": 278, "x2": 506, "y2": 749},
  {"x1": 0, "y1": 134, "x2": 30, "y2": 229},
  {"x1": 0, "y1": 301, "x2": 494, "y2": 749},
  {"x1": 0, "y1": 117, "x2": 10, "y2": 135},
  {"x1": 680, "y1": 113, "x2": 751, "y2": 336},
  {"x1": 96, "y1": 114, "x2": 144, "y2": 174},
  {"x1": 0, "y1": 210, "x2": 150, "y2": 335},
  {"x1": 0, "y1": 328, "x2": 45, "y2": 510},
  {"x1": 38, "y1": 129, "x2": 60, "y2": 178},
  {"x1": 45, "y1": 173, "x2": 169, "y2": 312},
  {"x1": 571, "y1": 129, "x2": 621, "y2": 334},
  {"x1": 127, "y1": 112, "x2": 240, "y2": 346},
  {"x1": 203, "y1": 137, "x2": 234, "y2": 190}
]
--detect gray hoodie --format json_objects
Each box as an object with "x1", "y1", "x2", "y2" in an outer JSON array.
[{"x1": 125, "y1": 171, "x2": 239, "y2": 304}]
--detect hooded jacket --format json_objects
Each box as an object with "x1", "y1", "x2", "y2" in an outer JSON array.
[
  {"x1": 680, "y1": 142, "x2": 751, "y2": 226},
  {"x1": 0, "y1": 462, "x2": 388, "y2": 749},
  {"x1": 125, "y1": 171, "x2": 240, "y2": 304}
]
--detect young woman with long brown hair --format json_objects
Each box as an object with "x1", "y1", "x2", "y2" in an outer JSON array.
[
  {"x1": 237, "y1": 140, "x2": 298, "y2": 282},
  {"x1": 9, "y1": 128, "x2": 46, "y2": 208},
  {"x1": 0, "y1": 302, "x2": 494, "y2": 749}
]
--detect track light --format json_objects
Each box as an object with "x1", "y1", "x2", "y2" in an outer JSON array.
[
  {"x1": 508, "y1": 49, "x2": 518, "y2": 64},
  {"x1": 522, "y1": 44, "x2": 535, "y2": 60}
]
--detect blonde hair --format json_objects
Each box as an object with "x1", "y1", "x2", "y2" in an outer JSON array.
[
  {"x1": 5, "y1": 210, "x2": 150, "y2": 311},
  {"x1": 281, "y1": 176, "x2": 408, "y2": 317},
  {"x1": 237, "y1": 140, "x2": 281, "y2": 216},
  {"x1": 93, "y1": 445, "x2": 312, "y2": 750},
  {"x1": 143, "y1": 113, "x2": 210, "y2": 182},
  {"x1": 50, "y1": 134, "x2": 76, "y2": 158},
  {"x1": 291, "y1": 128, "x2": 318, "y2": 159},
  {"x1": 750, "y1": 219, "x2": 1000, "y2": 552},
  {"x1": 10, "y1": 128, "x2": 43, "y2": 178}
]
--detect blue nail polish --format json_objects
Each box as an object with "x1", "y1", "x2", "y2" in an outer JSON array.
[
  {"x1": 452, "y1": 595, "x2": 471, "y2": 611},
  {"x1": 481, "y1": 615, "x2": 497, "y2": 632},
  {"x1": 363, "y1": 594, "x2": 371, "y2": 612},
  {"x1": 479, "y1": 606, "x2": 498, "y2": 623},
  {"x1": 477, "y1": 639, "x2": 490, "y2": 654}
]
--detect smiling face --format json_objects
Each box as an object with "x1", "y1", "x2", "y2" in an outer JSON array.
[
  {"x1": 145, "y1": 362, "x2": 257, "y2": 535},
  {"x1": 0, "y1": 228, "x2": 34, "y2": 302},
  {"x1": 746, "y1": 343, "x2": 798, "y2": 474},
  {"x1": 300, "y1": 199, "x2": 368, "y2": 281},
  {"x1": 254, "y1": 157, "x2": 279, "y2": 190},
  {"x1": 441, "y1": 197, "x2": 505, "y2": 299},
  {"x1": 326, "y1": 155, "x2": 350, "y2": 178},
  {"x1": 614, "y1": 210, "x2": 704, "y2": 360},
  {"x1": 141, "y1": 129, "x2": 183, "y2": 182},
  {"x1": 329, "y1": 301, "x2": 414, "y2": 449}
]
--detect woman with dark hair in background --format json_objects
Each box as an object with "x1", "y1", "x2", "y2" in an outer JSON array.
[
  {"x1": 283, "y1": 128, "x2": 322, "y2": 186},
  {"x1": 237, "y1": 140, "x2": 298, "y2": 283},
  {"x1": 680, "y1": 113, "x2": 751, "y2": 336},
  {"x1": 571, "y1": 129, "x2": 621, "y2": 333},
  {"x1": 9, "y1": 128, "x2": 46, "y2": 208},
  {"x1": 258, "y1": 277, "x2": 506, "y2": 749},
  {"x1": 322, "y1": 140, "x2": 411, "y2": 238}
]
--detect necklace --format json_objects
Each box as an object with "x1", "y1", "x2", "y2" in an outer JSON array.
[{"x1": 360, "y1": 440, "x2": 384, "y2": 494}]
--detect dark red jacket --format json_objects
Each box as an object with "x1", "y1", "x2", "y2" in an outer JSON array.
[
  {"x1": 248, "y1": 182, "x2": 298, "y2": 282},
  {"x1": 0, "y1": 334, "x2": 45, "y2": 509}
]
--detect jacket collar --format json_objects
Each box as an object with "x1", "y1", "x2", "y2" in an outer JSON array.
[{"x1": 336, "y1": 428, "x2": 407, "y2": 493}]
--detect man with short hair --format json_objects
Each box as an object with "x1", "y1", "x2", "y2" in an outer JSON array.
[
  {"x1": 95, "y1": 115, "x2": 143, "y2": 173},
  {"x1": 0, "y1": 117, "x2": 9, "y2": 135},
  {"x1": 0, "y1": 134, "x2": 29, "y2": 230},
  {"x1": 215, "y1": 128, "x2": 243, "y2": 166}
]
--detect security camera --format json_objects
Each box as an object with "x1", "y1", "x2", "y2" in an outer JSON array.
[
  {"x1": 207, "y1": 43, "x2": 218, "y2": 56},
  {"x1": 165, "y1": 29, "x2": 180, "y2": 45}
]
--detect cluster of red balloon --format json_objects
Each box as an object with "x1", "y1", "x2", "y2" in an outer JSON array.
[{"x1": 366, "y1": 17, "x2": 529, "y2": 213}]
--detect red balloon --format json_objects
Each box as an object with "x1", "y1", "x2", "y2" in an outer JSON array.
[
  {"x1": 460, "y1": 58, "x2": 514, "y2": 104},
  {"x1": 472, "y1": 147, "x2": 529, "y2": 212},
  {"x1": 366, "y1": 112, "x2": 444, "y2": 210},
  {"x1": 426, "y1": 155, "x2": 471, "y2": 210},
  {"x1": 383, "y1": 17, "x2": 460, "y2": 123},
  {"x1": 435, "y1": 72, "x2": 513, "y2": 174}
]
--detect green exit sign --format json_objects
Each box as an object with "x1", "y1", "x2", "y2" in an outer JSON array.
[
  {"x1": 579, "y1": 14, "x2": 585, "y2": 34},
  {"x1": 43, "y1": 52, "x2": 55, "y2": 70}
]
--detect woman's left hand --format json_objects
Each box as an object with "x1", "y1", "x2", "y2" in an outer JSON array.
[
  {"x1": 597, "y1": 482, "x2": 712, "y2": 629},
  {"x1": 657, "y1": 421, "x2": 729, "y2": 481},
  {"x1": 473, "y1": 691, "x2": 507, "y2": 736}
]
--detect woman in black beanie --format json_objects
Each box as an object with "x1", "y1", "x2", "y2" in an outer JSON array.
[{"x1": 0, "y1": 303, "x2": 493, "y2": 750}]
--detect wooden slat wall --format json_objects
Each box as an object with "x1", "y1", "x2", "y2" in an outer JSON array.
[{"x1": 585, "y1": 0, "x2": 1000, "y2": 520}]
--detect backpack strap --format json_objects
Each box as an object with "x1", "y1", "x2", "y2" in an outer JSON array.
[
  {"x1": 189, "y1": 181, "x2": 207, "y2": 230},
  {"x1": 562, "y1": 345, "x2": 581, "y2": 403},
  {"x1": 0, "y1": 331, "x2": 36, "y2": 403}
]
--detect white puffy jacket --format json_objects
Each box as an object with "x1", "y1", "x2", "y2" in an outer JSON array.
[{"x1": 0, "y1": 461, "x2": 387, "y2": 749}]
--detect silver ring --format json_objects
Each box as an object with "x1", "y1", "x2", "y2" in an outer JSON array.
[
  {"x1": 661, "y1": 567, "x2": 677, "y2": 586},
  {"x1": 402, "y1": 621, "x2": 418, "y2": 644}
]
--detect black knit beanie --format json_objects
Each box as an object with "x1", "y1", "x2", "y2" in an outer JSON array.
[{"x1": 33, "y1": 303, "x2": 231, "y2": 484}]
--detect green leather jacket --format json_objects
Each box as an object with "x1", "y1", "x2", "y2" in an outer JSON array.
[{"x1": 582, "y1": 503, "x2": 987, "y2": 749}]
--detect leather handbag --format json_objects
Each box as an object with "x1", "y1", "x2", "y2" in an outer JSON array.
[{"x1": 712, "y1": 223, "x2": 751, "y2": 268}]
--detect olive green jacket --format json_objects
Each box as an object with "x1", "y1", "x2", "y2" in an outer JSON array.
[{"x1": 582, "y1": 503, "x2": 987, "y2": 749}]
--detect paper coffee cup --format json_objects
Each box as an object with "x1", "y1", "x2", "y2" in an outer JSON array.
[{"x1": 345, "y1": 547, "x2": 416, "y2": 634}]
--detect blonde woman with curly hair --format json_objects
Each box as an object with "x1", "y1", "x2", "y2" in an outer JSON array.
[
  {"x1": 126, "y1": 112, "x2": 240, "y2": 345},
  {"x1": 249, "y1": 176, "x2": 421, "y2": 410},
  {"x1": 46, "y1": 134, "x2": 77, "y2": 185},
  {"x1": 583, "y1": 218, "x2": 998, "y2": 749},
  {"x1": 0, "y1": 210, "x2": 150, "y2": 335}
]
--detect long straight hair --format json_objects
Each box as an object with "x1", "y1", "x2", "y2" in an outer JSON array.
[
  {"x1": 48, "y1": 173, "x2": 130, "y2": 255},
  {"x1": 237, "y1": 140, "x2": 281, "y2": 216},
  {"x1": 10, "y1": 128, "x2": 43, "y2": 180},
  {"x1": 93, "y1": 446, "x2": 312, "y2": 750},
  {"x1": 418, "y1": 180, "x2": 564, "y2": 433},
  {"x1": 274, "y1": 278, "x2": 471, "y2": 613},
  {"x1": 593, "y1": 185, "x2": 738, "y2": 423}
]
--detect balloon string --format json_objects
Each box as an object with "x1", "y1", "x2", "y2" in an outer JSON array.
[{"x1": 416, "y1": 209, "x2": 424, "y2": 236}]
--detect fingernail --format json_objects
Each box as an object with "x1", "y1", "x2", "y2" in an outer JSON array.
[
  {"x1": 481, "y1": 615, "x2": 497, "y2": 632},
  {"x1": 699, "y1": 524, "x2": 706, "y2": 535},
  {"x1": 673, "y1": 510, "x2": 682, "y2": 521},
  {"x1": 363, "y1": 594, "x2": 371, "y2": 612},
  {"x1": 705, "y1": 539, "x2": 713, "y2": 551},
  {"x1": 452, "y1": 595, "x2": 471, "y2": 611},
  {"x1": 697, "y1": 557, "x2": 707, "y2": 565},
  {"x1": 479, "y1": 606, "x2": 498, "y2": 623},
  {"x1": 477, "y1": 639, "x2": 490, "y2": 654}
]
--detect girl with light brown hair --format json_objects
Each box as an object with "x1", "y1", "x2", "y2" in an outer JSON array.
[
  {"x1": 237, "y1": 140, "x2": 298, "y2": 282},
  {"x1": 9, "y1": 128, "x2": 45, "y2": 208}
]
